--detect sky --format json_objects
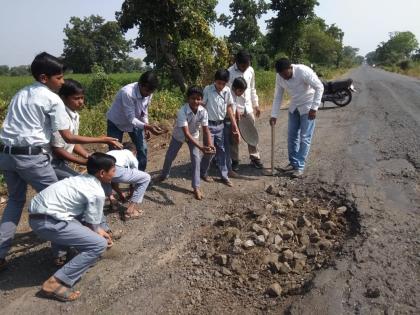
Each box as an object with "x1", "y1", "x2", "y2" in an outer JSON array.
[{"x1": 1, "y1": 0, "x2": 419, "y2": 66}]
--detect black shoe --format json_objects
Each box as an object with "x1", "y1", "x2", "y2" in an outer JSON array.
[
  {"x1": 231, "y1": 160, "x2": 239, "y2": 172},
  {"x1": 251, "y1": 159, "x2": 263, "y2": 169}
]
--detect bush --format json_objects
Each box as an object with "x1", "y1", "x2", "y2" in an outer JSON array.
[
  {"x1": 84, "y1": 64, "x2": 119, "y2": 107},
  {"x1": 398, "y1": 60, "x2": 413, "y2": 71}
]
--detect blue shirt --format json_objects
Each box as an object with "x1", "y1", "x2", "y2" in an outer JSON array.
[{"x1": 202, "y1": 84, "x2": 233, "y2": 121}]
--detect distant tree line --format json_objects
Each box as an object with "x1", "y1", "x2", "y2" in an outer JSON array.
[{"x1": 366, "y1": 31, "x2": 419, "y2": 70}]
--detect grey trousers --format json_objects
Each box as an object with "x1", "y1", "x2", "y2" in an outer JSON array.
[
  {"x1": 161, "y1": 137, "x2": 201, "y2": 188},
  {"x1": 103, "y1": 166, "x2": 151, "y2": 203},
  {"x1": 231, "y1": 112, "x2": 261, "y2": 161},
  {"x1": 51, "y1": 159, "x2": 79, "y2": 180},
  {"x1": 0, "y1": 153, "x2": 58, "y2": 259},
  {"x1": 200, "y1": 123, "x2": 228, "y2": 180},
  {"x1": 29, "y1": 215, "x2": 107, "y2": 287}
]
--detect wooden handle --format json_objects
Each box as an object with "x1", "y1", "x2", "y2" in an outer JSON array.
[{"x1": 271, "y1": 124, "x2": 275, "y2": 175}]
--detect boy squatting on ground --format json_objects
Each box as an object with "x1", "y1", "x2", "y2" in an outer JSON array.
[
  {"x1": 157, "y1": 86, "x2": 215, "y2": 200},
  {"x1": 29, "y1": 153, "x2": 115, "y2": 302},
  {"x1": 228, "y1": 50, "x2": 263, "y2": 170},
  {"x1": 0, "y1": 52, "x2": 121, "y2": 271},
  {"x1": 105, "y1": 142, "x2": 151, "y2": 220},
  {"x1": 106, "y1": 71, "x2": 166, "y2": 171},
  {"x1": 200, "y1": 69, "x2": 240, "y2": 187},
  {"x1": 224, "y1": 77, "x2": 248, "y2": 175}
]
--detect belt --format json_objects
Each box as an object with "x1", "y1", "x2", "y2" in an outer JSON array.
[
  {"x1": 29, "y1": 213, "x2": 55, "y2": 220},
  {"x1": 0, "y1": 144, "x2": 43, "y2": 155},
  {"x1": 208, "y1": 120, "x2": 224, "y2": 126}
]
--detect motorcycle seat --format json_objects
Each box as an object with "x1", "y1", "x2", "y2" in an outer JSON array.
[{"x1": 328, "y1": 78, "x2": 353, "y2": 93}]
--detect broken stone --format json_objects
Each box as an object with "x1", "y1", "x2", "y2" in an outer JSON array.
[
  {"x1": 249, "y1": 274, "x2": 259, "y2": 281},
  {"x1": 192, "y1": 258, "x2": 200, "y2": 266},
  {"x1": 319, "y1": 239, "x2": 333, "y2": 250},
  {"x1": 262, "y1": 253, "x2": 279, "y2": 265},
  {"x1": 299, "y1": 234, "x2": 310, "y2": 246},
  {"x1": 305, "y1": 246, "x2": 318, "y2": 257},
  {"x1": 297, "y1": 215, "x2": 312, "y2": 228},
  {"x1": 293, "y1": 252, "x2": 307, "y2": 261},
  {"x1": 276, "y1": 190, "x2": 286, "y2": 197},
  {"x1": 286, "y1": 199, "x2": 294, "y2": 207},
  {"x1": 365, "y1": 287, "x2": 380, "y2": 298},
  {"x1": 223, "y1": 227, "x2": 241, "y2": 241},
  {"x1": 274, "y1": 235, "x2": 283, "y2": 245},
  {"x1": 266, "y1": 283, "x2": 282, "y2": 297},
  {"x1": 230, "y1": 259, "x2": 245, "y2": 275},
  {"x1": 251, "y1": 223, "x2": 263, "y2": 233},
  {"x1": 228, "y1": 217, "x2": 244, "y2": 228},
  {"x1": 221, "y1": 267, "x2": 232, "y2": 276},
  {"x1": 321, "y1": 221, "x2": 337, "y2": 231},
  {"x1": 259, "y1": 228, "x2": 269, "y2": 238},
  {"x1": 265, "y1": 184, "x2": 275, "y2": 194},
  {"x1": 291, "y1": 198, "x2": 299, "y2": 203},
  {"x1": 284, "y1": 221, "x2": 295, "y2": 231},
  {"x1": 336, "y1": 206, "x2": 347, "y2": 215},
  {"x1": 272, "y1": 208, "x2": 286, "y2": 215},
  {"x1": 282, "y1": 249, "x2": 294, "y2": 261},
  {"x1": 215, "y1": 254, "x2": 228, "y2": 266},
  {"x1": 293, "y1": 259, "x2": 306, "y2": 272},
  {"x1": 254, "y1": 235, "x2": 265, "y2": 246},
  {"x1": 214, "y1": 215, "x2": 231, "y2": 226},
  {"x1": 243, "y1": 240, "x2": 255, "y2": 249},
  {"x1": 278, "y1": 262, "x2": 292, "y2": 274},
  {"x1": 233, "y1": 238, "x2": 242, "y2": 247},
  {"x1": 317, "y1": 209, "x2": 330, "y2": 218},
  {"x1": 265, "y1": 204, "x2": 273, "y2": 211},
  {"x1": 256, "y1": 214, "x2": 268, "y2": 224},
  {"x1": 282, "y1": 230, "x2": 294, "y2": 240}
]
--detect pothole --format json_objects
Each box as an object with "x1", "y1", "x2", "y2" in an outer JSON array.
[{"x1": 179, "y1": 178, "x2": 360, "y2": 311}]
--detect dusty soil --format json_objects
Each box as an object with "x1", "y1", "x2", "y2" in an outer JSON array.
[{"x1": 0, "y1": 66, "x2": 419, "y2": 314}]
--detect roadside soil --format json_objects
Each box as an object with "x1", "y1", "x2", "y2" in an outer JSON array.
[{"x1": 0, "y1": 65, "x2": 419, "y2": 314}]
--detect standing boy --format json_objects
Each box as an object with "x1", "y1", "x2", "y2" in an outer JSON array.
[
  {"x1": 29, "y1": 153, "x2": 115, "y2": 302},
  {"x1": 157, "y1": 86, "x2": 214, "y2": 200},
  {"x1": 200, "y1": 69, "x2": 240, "y2": 187},
  {"x1": 0, "y1": 52, "x2": 120, "y2": 270},
  {"x1": 269, "y1": 58, "x2": 324, "y2": 178},
  {"x1": 106, "y1": 71, "x2": 166, "y2": 171},
  {"x1": 228, "y1": 50, "x2": 263, "y2": 170}
]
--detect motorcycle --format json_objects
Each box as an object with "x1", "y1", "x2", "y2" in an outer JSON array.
[{"x1": 321, "y1": 78, "x2": 356, "y2": 107}]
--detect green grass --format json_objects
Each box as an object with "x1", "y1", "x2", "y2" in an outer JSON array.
[{"x1": 382, "y1": 62, "x2": 420, "y2": 78}]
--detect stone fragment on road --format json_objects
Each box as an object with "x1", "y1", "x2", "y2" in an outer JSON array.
[{"x1": 266, "y1": 283, "x2": 282, "y2": 297}]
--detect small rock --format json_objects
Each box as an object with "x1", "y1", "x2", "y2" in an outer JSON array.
[
  {"x1": 293, "y1": 252, "x2": 307, "y2": 261},
  {"x1": 257, "y1": 214, "x2": 268, "y2": 224},
  {"x1": 321, "y1": 221, "x2": 337, "y2": 231},
  {"x1": 319, "y1": 239, "x2": 333, "y2": 250},
  {"x1": 284, "y1": 221, "x2": 295, "y2": 231},
  {"x1": 263, "y1": 253, "x2": 279, "y2": 265},
  {"x1": 259, "y1": 228, "x2": 270, "y2": 238},
  {"x1": 228, "y1": 217, "x2": 245, "y2": 228},
  {"x1": 221, "y1": 267, "x2": 232, "y2": 276},
  {"x1": 223, "y1": 227, "x2": 241, "y2": 241},
  {"x1": 265, "y1": 184, "x2": 275, "y2": 194},
  {"x1": 365, "y1": 287, "x2": 380, "y2": 298},
  {"x1": 255, "y1": 235, "x2": 266, "y2": 246},
  {"x1": 291, "y1": 197, "x2": 299, "y2": 203},
  {"x1": 243, "y1": 240, "x2": 255, "y2": 249},
  {"x1": 192, "y1": 258, "x2": 200, "y2": 266},
  {"x1": 249, "y1": 274, "x2": 259, "y2": 281},
  {"x1": 293, "y1": 259, "x2": 306, "y2": 272},
  {"x1": 276, "y1": 190, "x2": 286, "y2": 197},
  {"x1": 299, "y1": 234, "x2": 310, "y2": 246},
  {"x1": 265, "y1": 204, "x2": 273, "y2": 211},
  {"x1": 286, "y1": 199, "x2": 294, "y2": 207},
  {"x1": 233, "y1": 238, "x2": 242, "y2": 246},
  {"x1": 266, "y1": 283, "x2": 282, "y2": 297},
  {"x1": 317, "y1": 209, "x2": 330, "y2": 218},
  {"x1": 230, "y1": 259, "x2": 245, "y2": 275},
  {"x1": 251, "y1": 223, "x2": 263, "y2": 233},
  {"x1": 336, "y1": 206, "x2": 347, "y2": 215},
  {"x1": 274, "y1": 235, "x2": 283, "y2": 245},
  {"x1": 305, "y1": 246, "x2": 318, "y2": 257},
  {"x1": 297, "y1": 215, "x2": 312, "y2": 228},
  {"x1": 215, "y1": 254, "x2": 228, "y2": 266},
  {"x1": 273, "y1": 208, "x2": 286, "y2": 215},
  {"x1": 282, "y1": 249, "x2": 294, "y2": 261},
  {"x1": 282, "y1": 230, "x2": 294, "y2": 240},
  {"x1": 278, "y1": 262, "x2": 292, "y2": 274}
]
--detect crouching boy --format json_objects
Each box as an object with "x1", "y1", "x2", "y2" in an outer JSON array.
[{"x1": 28, "y1": 153, "x2": 116, "y2": 302}]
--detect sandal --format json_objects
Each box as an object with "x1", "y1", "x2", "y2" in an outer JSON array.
[
  {"x1": 40, "y1": 284, "x2": 81, "y2": 302},
  {"x1": 201, "y1": 175, "x2": 214, "y2": 183},
  {"x1": 194, "y1": 189, "x2": 203, "y2": 200},
  {"x1": 53, "y1": 256, "x2": 67, "y2": 267},
  {"x1": 222, "y1": 178, "x2": 233, "y2": 187}
]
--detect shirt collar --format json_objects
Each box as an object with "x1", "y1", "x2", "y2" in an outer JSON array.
[
  {"x1": 134, "y1": 83, "x2": 144, "y2": 100},
  {"x1": 65, "y1": 106, "x2": 79, "y2": 121}
]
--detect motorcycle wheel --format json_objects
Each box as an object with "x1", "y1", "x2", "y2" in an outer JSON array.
[{"x1": 333, "y1": 89, "x2": 352, "y2": 106}]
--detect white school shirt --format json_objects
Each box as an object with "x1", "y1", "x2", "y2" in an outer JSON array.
[
  {"x1": 271, "y1": 64, "x2": 324, "y2": 118},
  {"x1": 106, "y1": 82, "x2": 152, "y2": 132},
  {"x1": 29, "y1": 174, "x2": 105, "y2": 225},
  {"x1": 232, "y1": 93, "x2": 246, "y2": 115},
  {"x1": 228, "y1": 64, "x2": 259, "y2": 114},
  {"x1": 202, "y1": 84, "x2": 233, "y2": 121},
  {"x1": 51, "y1": 106, "x2": 80, "y2": 154},
  {"x1": 106, "y1": 149, "x2": 138, "y2": 169},
  {"x1": 172, "y1": 104, "x2": 208, "y2": 142},
  {"x1": 0, "y1": 82, "x2": 70, "y2": 149}
]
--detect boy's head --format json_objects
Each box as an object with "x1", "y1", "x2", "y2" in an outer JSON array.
[
  {"x1": 138, "y1": 71, "x2": 159, "y2": 97},
  {"x1": 275, "y1": 58, "x2": 293, "y2": 80},
  {"x1": 31, "y1": 52, "x2": 65, "y2": 92},
  {"x1": 59, "y1": 79, "x2": 85, "y2": 111},
  {"x1": 232, "y1": 77, "x2": 247, "y2": 97},
  {"x1": 235, "y1": 50, "x2": 251, "y2": 73},
  {"x1": 186, "y1": 86, "x2": 203, "y2": 112},
  {"x1": 123, "y1": 142, "x2": 137, "y2": 155},
  {"x1": 87, "y1": 152, "x2": 116, "y2": 184},
  {"x1": 214, "y1": 69, "x2": 230, "y2": 92}
]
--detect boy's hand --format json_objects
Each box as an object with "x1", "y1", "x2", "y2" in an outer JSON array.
[
  {"x1": 103, "y1": 136, "x2": 123, "y2": 149},
  {"x1": 201, "y1": 146, "x2": 215, "y2": 154},
  {"x1": 97, "y1": 227, "x2": 113, "y2": 248},
  {"x1": 232, "y1": 128, "x2": 241, "y2": 144},
  {"x1": 146, "y1": 124, "x2": 167, "y2": 136},
  {"x1": 255, "y1": 108, "x2": 261, "y2": 118}
]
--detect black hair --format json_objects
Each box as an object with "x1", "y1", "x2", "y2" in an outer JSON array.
[
  {"x1": 214, "y1": 69, "x2": 230, "y2": 82},
  {"x1": 186, "y1": 85, "x2": 203, "y2": 98},
  {"x1": 275, "y1": 58, "x2": 292, "y2": 73},
  {"x1": 123, "y1": 142, "x2": 137, "y2": 152},
  {"x1": 59, "y1": 79, "x2": 84, "y2": 98},
  {"x1": 138, "y1": 71, "x2": 159, "y2": 91},
  {"x1": 31, "y1": 52, "x2": 65, "y2": 81},
  {"x1": 232, "y1": 77, "x2": 247, "y2": 90},
  {"x1": 235, "y1": 50, "x2": 252, "y2": 65},
  {"x1": 87, "y1": 152, "x2": 116, "y2": 175}
]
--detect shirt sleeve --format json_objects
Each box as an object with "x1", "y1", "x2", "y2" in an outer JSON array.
[
  {"x1": 120, "y1": 90, "x2": 146, "y2": 129},
  {"x1": 250, "y1": 68, "x2": 259, "y2": 108},
  {"x1": 48, "y1": 100, "x2": 71, "y2": 131},
  {"x1": 271, "y1": 74, "x2": 285, "y2": 118},
  {"x1": 202, "y1": 86, "x2": 209, "y2": 107},
  {"x1": 303, "y1": 68, "x2": 324, "y2": 111},
  {"x1": 142, "y1": 95, "x2": 151, "y2": 125},
  {"x1": 201, "y1": 109, "x2": 209, "y2": 126},
  {"x1": 51, "y1": 130, "x2": 66, "y2": 148},
  {"x1": 176, "y1": 107, "x2": 188, "y2": 128},
  {"x1": 84, "y1": 194, "x2": 105, "y2": 225}
]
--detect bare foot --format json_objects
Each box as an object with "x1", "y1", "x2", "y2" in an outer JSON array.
[{"x1": 194, "y1": 188, "x2": 203, "y2": 200}]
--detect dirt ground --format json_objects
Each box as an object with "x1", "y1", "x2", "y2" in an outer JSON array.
[{"x1": 0, "y1": 65, "x2": 419, "y2": 314}]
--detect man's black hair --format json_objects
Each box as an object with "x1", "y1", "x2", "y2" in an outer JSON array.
[
  {"x1": 87, "y1": 152, "x2": 116, "y2": 175},
  {"x1": 186, "y1": 85, "x2": 203, "y2": 98},
  {"x1": 31, "y1": 52, "x2": 65, "y2": 81},
  {"x1": 59, "y1": 79, "x2": 84, "y2": 98},
  {"x1": 235, "y1": 50, "x2": 252, "y2": 65},
  {"x1": 214, "y1": 69, "x2": 230, "y2": 82},
  {"x1": 123, "y1": 142, "x2": 137, "y2": 152},
  {"x1": 232, "y1": 77, "x2": 247, "y2": 90},
  {"x1": 138, "y1": 71, "x2": 159, "y2": 91},
  {"x1": 275, "y1": 58, "x2": 292, "y2": 73}
]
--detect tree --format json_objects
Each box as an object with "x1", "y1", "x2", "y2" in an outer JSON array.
[
  {"x1": 218, "y1": 0, "x2": 268, "y2": 50},
  {"x1": 116, "y1": 0, "x2": 230, "y2": 91},
  {"x1": 375, "y1": 31, "x2": 418, "y2": 65},
  {"x1": 267, "y1": 0, "x2": 319, "y2": 60},
  {"x1": 9, "y1": 65, "x2": 30, "y2": 76},
  {"x1": 0, "y1": 65, "x2": 9, "y2": 76},
  {"x1": 117, "y1": 57, "x2": 144, "y2": 73},
  {"x1": 62, "y1": 15, "x2": 132, "y2": 73}
]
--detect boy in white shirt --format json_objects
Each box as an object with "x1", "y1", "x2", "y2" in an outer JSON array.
[{"x1": 105, "y1": 142, "x2": 151, "y2": 220}]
